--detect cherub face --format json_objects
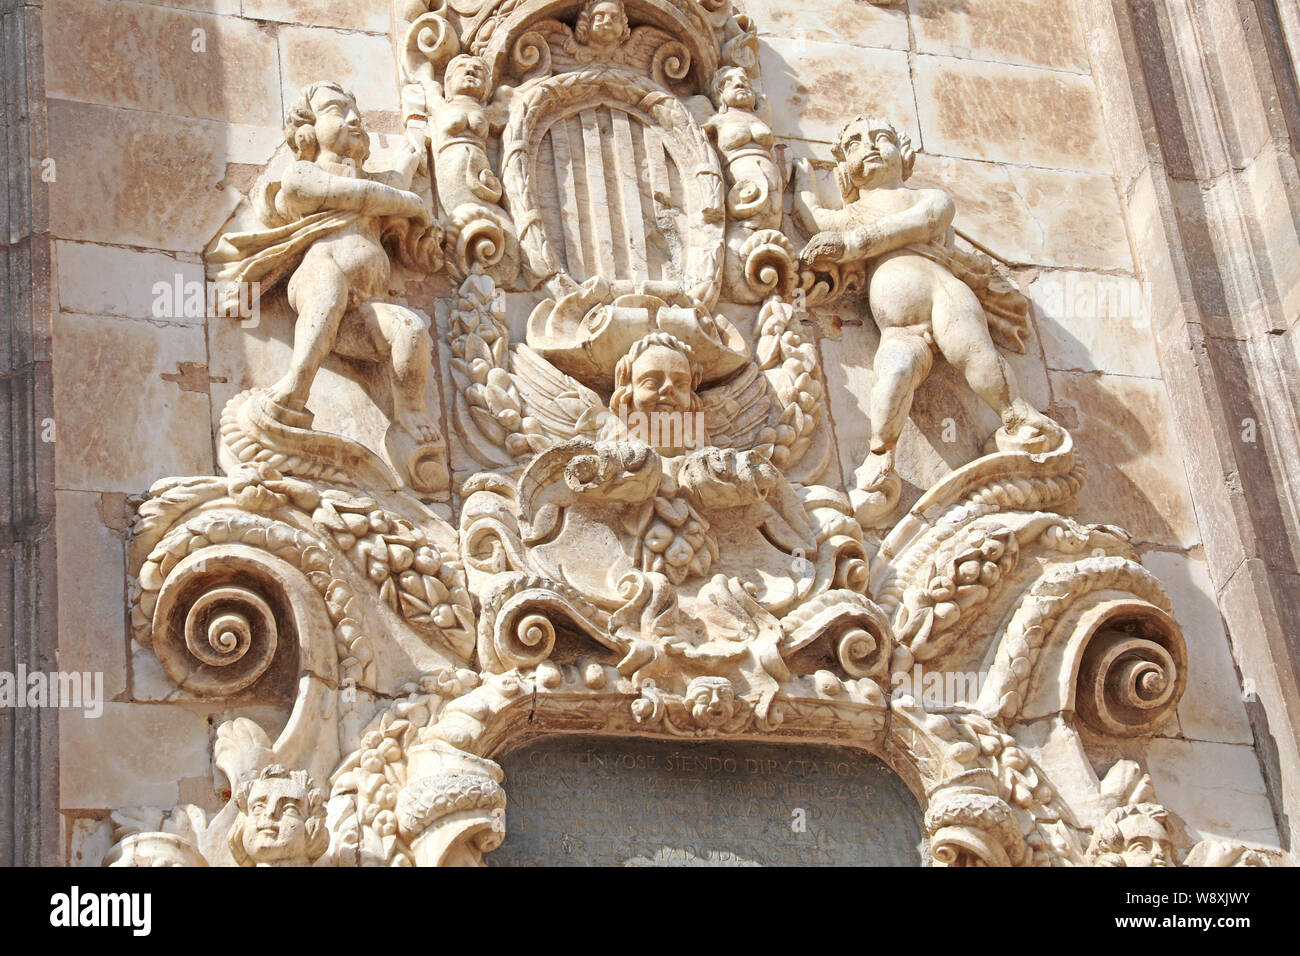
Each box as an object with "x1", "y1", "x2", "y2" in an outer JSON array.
[
  {"x1": 1117, "y1": 815, "x2": 1175, "y2": 868},
  {"x1": 631, "y1": 345, "x2": 694, "y2": 415},
  {"x1": 448, "y1": 58, "x2": 488, "y2": 102},
  {"x1": 719, "y1": 71, "x2": 756, "y2": 110},
  {"x1": 242, "y1": 778, "x2": 311, "y2": 864},
  {"x1": 839, "y1": 125, "x2": 903, "y2": 190},
  {"x1": 310, "y1": 87, "x2": 367, "y2": 161},
  {"x1": 590, "y1": 1, "x2": 627, "y2": 46}
]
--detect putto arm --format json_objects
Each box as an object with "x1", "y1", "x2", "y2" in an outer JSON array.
[
  {"x1": 280, "y1": 160, "x2": 425, "y2": 220},
  {"x1": 801, "y1": 189, "x2": 955, "y2": 267},
  {"x1": 791, "y1": 158, "x2": 848, "y2": 237},
  {"x1": 840, "y1": 189, "x2": 955, "y2": 261}
]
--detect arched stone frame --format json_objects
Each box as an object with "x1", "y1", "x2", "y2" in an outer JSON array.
[
  {"x1": 391, "y1": 660, "x2": 1069, "y2": 868},
  {"x1": 459, "y1": 0, "x2": 722, "y2": 93}
]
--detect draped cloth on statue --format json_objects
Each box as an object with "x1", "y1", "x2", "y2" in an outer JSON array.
[
  {"x1": 904, "y1": 239, "x2": 1031, "y2": 353},
  {"x1": 209, "y1": 210, "x2": 358, "y2": 313}
]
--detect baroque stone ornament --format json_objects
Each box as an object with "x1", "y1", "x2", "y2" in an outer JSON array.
[
  {"x1": 108, "y1": 0, "x2": 1280, "y2": 867},
  {"x1": 794, "y1": 115, "x2": 1062, "y2": 526}
]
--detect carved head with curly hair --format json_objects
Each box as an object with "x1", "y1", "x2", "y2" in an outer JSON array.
[
  {"x1": 228, "y1": 764, "x2": 329, "y2": 867},
  {"x1": 285, "y1": 81, "x2": 371, "y2": 164},
  {"x1": 1087, "y1": 802, "x2": 1177, "y2": 867},
  {"x1": 832, "y1": 115, "x2": 916, "y2": 202},
  {"x1": 604, "y1": 333, "x2": 707, "y2": 454},
  {"x1": 575, "y1": 0, "x2": 631, "y2": 49}
]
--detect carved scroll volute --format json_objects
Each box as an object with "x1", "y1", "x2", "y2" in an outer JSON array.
[
  {"x1": 145, "y1": 545, "x2": 317, "y2": 695},
  {"x1": 396, "y1": 742, "x2": 507, "y2": 866},
  {"x1": 1074, "y1": 602, "x2": 1186, "y2": 737},
  {"x1": 924, "y1": 773, "x2": 1028, "y2": 867}
]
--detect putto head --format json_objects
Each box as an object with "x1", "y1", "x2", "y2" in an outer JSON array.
[
  {"x1": 709, "y1": 66, "x2": 756, "y2": 111},
  {"x1": 1088, "y1": 803, "x2": 1177, "y2": 868},
  {"x1": 832, "y1": 115, "x2": 916, "y2": 200},
  {"x1": 576, "y1": 0, "x2": 631, "y2": 47},
  {"x1": 445, "y1": 54, "x2": 492, "y2": 101},
  {"x1": 285, "y1": 81, "x2": 370, "y2": 164},
  {"x1": 611, "y1": 332, "x2": 703, "y2": 417},
  {"x1": 228, "y1": 764, "x2": 329, "y2": 867}
]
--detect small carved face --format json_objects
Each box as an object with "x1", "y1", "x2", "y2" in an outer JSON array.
[
  {"x1": 631, "y1": 345, "x2": 694, "y2": 415},
  {"x1": 309, "y1": 86, "x2": 367, "y2": 161},
  {"x1": 590, "y1": 1, "x2": 628, "y2": 46},
  {"x1": 687, "y1": 678, "x2": 735, "y2": 728},
  {"x1": 447, "y1": 57, "x2": 489, "y2": 102},
  {"x1": 1117, "y1": 815, "x2": 1176, "y2": 868},
  {"x1": 242, "y1": 777, "x2": 312, "y2": 865},
  {"x1": 717, "y1": 70, "x2": 756, "y2": 110},
  {"x1": 839, "y1": 123, "x2": 903, "y2": 190}
]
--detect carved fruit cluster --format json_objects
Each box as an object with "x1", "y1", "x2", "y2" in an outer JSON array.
[
  {"x1": 629, "y1": 495, "x2": 719, "y2": 585},
  {"x1": 897, "y1": 527, "x2": 1019, "y2": 656},
  {"x1": 313, "y1": 494, "x2": 475, "y2": 655}
]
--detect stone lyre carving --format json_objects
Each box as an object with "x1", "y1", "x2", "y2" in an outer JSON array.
[
  {"x1": 106, "y1": 0, "x2": 1284, "y2": 868},
  {"x1": 794, "y1": 115, "x2": 1061, "y2": 526}
]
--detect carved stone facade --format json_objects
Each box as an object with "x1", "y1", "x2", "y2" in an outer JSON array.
[{"x1": 12, "y1": 0, "x2": 1298, "y2": 866}]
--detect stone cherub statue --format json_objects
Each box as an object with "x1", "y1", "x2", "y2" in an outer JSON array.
[
  {"x1": 794, "y1": 115, "x2": 1061, "y2": 525},
  {"x1": 427, "y1": 55, "x2": 502, "y2": 216},
  {"x1": 211, "y1": 81, "x2": 446, "y2": 493},
  {"x1": 228, "y1": 764, "x2": 329, "y2": 867},
  {"x1": 704, "y1": 66, "x2": 781, "y2": 230}
]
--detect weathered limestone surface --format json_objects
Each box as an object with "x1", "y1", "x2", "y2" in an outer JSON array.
[
  {"x1": 1079, "y1": 0, "x2": 1300, "y2": 853},
  {"x1": 1, "y1": 0, "x2": 59, "y2": 867},
  {"x1": 20, "y1": 0, "x2": 1291, "y2": 867}
]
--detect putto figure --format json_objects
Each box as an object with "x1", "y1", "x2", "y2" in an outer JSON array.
[
  {"x1": 794, "y1": 115, "x2": 1060, "y2": 525},
  {"x1": 228, "y1": 765, "x2": 329, "y2": 867},
  {"x1": 212, "y1": 81, "x2": 447, "y2": 492}
]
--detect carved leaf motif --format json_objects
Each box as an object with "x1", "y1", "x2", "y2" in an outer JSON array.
[
  {"x1": 702, "y1": 362, "x2": 774, "y2": 451},
  {"x1": 510, "y1": 344, "x2": 605, "y2": 447}
]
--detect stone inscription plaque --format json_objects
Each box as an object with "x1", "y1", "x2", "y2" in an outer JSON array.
[{"x1": 488, "y1": 735, "x2": 925, "y2": 866}]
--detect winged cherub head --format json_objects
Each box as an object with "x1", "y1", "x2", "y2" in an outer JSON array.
[
  {"x1": 576, "y1": 0, "x2": 631, "y2": 49},
  {"x1": 604, "y1": 332, "x2": 708, "y2": 455}
]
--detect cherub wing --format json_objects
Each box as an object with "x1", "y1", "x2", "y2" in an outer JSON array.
[
  {"x1": 510, "y1": 343, "x2": 608, "y2": 446},
  {"x1": 702, "y1": 362, "x2": 777, "y2": 451}
]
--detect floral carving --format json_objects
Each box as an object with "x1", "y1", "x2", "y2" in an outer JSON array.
[{"x1": 101, "y1": 0, "x2": 1250, "y2": 869}]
